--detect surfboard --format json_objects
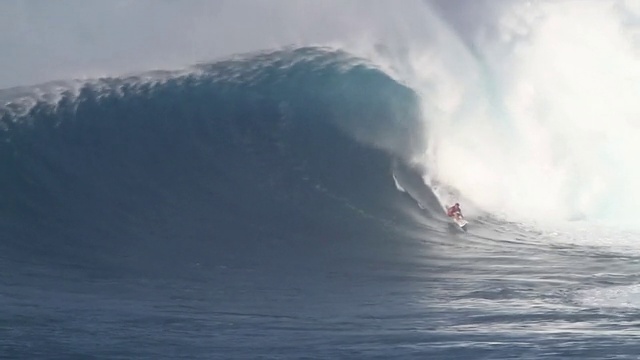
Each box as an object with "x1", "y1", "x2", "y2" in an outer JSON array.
[{"x1": 452, "y1": 216, "x2": 468, "y2": 231}]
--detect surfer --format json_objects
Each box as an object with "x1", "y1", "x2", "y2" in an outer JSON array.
[{"x1": 447, "y1": 203, "x2": 463, "y2": 220}]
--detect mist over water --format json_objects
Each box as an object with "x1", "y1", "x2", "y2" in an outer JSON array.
[{"x1": 408, "y1": 1, "x2": 640, "y2": 230}]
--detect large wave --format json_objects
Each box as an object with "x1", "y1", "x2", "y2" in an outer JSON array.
[
  {"x1": 0, "y1": 48, "x2": 437, "y2": 272},
  {"x1": 4, "y1": 0, "x2": 640, "y2": 238}
]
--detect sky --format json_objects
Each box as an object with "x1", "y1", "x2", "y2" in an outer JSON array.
[
  {"x1": 3, "y1": 0, "x2": 636, "y2": 89},
  {"x1": 0, "y1": 0, "x2": 493, "y2": 89}
]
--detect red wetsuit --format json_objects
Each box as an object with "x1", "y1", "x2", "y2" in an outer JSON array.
[{"x1": 447, "y1": 205, "x2": 461, "y2": 217}]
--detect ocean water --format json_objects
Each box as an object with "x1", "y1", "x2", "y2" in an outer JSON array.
[{"x1": 4, "y1": 1, "x2": 640, "y2": 359}]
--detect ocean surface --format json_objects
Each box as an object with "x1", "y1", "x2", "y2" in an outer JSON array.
[{"x1": 3, "y1": 10, "x2": 640, "y2": 359}]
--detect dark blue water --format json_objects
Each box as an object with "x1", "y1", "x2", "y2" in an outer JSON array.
[{"x1": 2, "y1": 47, "x2": 640, "y2": 359}]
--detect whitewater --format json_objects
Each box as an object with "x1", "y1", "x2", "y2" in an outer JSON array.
[{"x1": 3, "y1": 0, "x2": 640, "y2": 359}]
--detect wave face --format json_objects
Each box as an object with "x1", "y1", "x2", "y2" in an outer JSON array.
[{"x1": 0, "y1": 48, "x2": 432, "y2": 273}]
